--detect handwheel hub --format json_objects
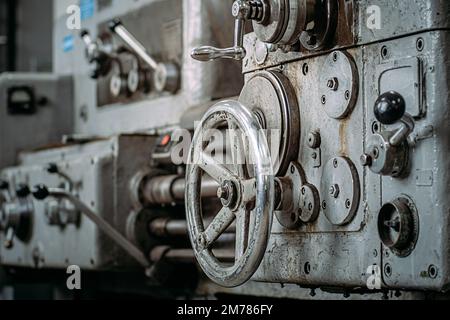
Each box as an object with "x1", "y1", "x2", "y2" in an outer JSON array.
[{"x1": 217, "y1": 181, "x2": 237, "y2": 208}]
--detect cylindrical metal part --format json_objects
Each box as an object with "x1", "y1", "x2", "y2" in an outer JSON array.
[
  {"x1": 149, "y1": 218, "x2": 236, "y2": 238},
  {"x1": 142, "y1": 175, "x2": 219, "y2": 205},
  {"x1": 111, "y1": 22, "x2": 159, "y2": 70},
  {"x1": 150, "y1": 246, "x2": 235, "y2": 264}
]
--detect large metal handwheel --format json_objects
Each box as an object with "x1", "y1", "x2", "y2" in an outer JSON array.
[{"x1": 185, "y1": 100, "x2": 274, "y2": 288}]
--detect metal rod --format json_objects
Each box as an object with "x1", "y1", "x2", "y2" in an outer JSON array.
[
  {"x1": 109, "y1": 20, "x2": 158, "y2": 70},
  {"x1": 142, "y1": 175, "x2": 219, "y2": 205},
  {"x1": 149, "y1": 218, "x2": 236, "y2": 238},
  {"x1": 48, "y1": 188, "x2": 149, "y2": 267},
  {"x1": 151, "y1": 247, "x2": 235, "y2": 264}
]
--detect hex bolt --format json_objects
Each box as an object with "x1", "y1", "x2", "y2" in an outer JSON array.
[
  {"x1": 329, "y1": 184, "x2": 340, "y2": 198},
  {"x1": 327, "y1": 77, "x2": 339, "y2": 91},
  {"x1": 360, "y1": 154, "x2": 373, "y2": 167},
  {"x1": 217, "y1": 186, "x2": 229, "y2": 201}
]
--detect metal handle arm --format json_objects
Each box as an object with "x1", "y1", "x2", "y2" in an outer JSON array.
[
  {"x1": 32, "y1": 185, "x2": 149, "y2": 267},
  {"x1": 191, "y1": 0, "x2": 267, "y2": 62},
  {"x1": 109, "y1": 19, "x2": 180, "y2": 93},
  {"x1": 109, "y1": 19, "x2": 158, "y2": 70}
]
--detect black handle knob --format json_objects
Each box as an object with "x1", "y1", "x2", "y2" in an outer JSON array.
[
  {"x1": 32, "y1": 185, "x2": 50, "y2": 201},
  {"x1": 80, "y1": 29, "x2": 90, "y2": 38},
  {"x1": 16, "y1": 184, "x2": 30, "y2": 198},
  {"x1": 374, "y1": 91, "x2": 406, "y2": 125},
  {"x1": 46, "y1": 163, "x2": 59, "y2": 174},
  {"x1": 0, "y1": 180, "x2": 9, "y2": 190}
]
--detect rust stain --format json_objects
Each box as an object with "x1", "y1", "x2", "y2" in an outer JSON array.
[{"x1": 339, "y1": 119, "x2": 349, "y2": 156}]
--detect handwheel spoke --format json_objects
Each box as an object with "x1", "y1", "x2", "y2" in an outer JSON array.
[
  {"x1": 241, "y1": 178, "x2": 257, "y2": 205},
  {"x1": 227, "y1": 122, "x2": 246, "y2": 176},
  {"x1": 199, "y1": 152, "x2": 236, "y2": 183},
  {"x1": 204, "y1": 207, "x2": 236, "y2": 248},
  {"x1": 235, "y1": 209, "x2": 250, "y2": 261}
]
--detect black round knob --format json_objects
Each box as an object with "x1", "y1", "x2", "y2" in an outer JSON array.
[
  {"x1": 80, "y1": 29, "x2": 90, "y2": 38},
  {"x1": 0, "y1": 180, "x2": 9, "y2": 190},
  {"x1": 46, "y1": 163, "x2": 59, "y2": 174},
  {"x1": 374, "y1": 91, "x2": 406, "y2": 125},
  {"x1": 32, "y1": 185, "x2": 50, "y2": 201},
  {"x1": 16, "y1": 184, "x2": 31, "y2": 198}
]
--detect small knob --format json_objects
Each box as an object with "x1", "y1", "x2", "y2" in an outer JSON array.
[
  {"x1": 80, "y1": 29, "x2": 90, "y2": 38},
  {"x1": 16, "y1": 184, "x2": 30, "y2": 198},
  {"x1": 374, "y1": 91, "x2": 406, "y2": 125},
  {"x1": 32, "y1": 185, "x2": 50, "y2": 201},
  {"x1": 46, "y1": 163, "x2": 59, "y2": 174},
  {"x1": 0, "y1": 180, "x2": 9, "y2": 190}
]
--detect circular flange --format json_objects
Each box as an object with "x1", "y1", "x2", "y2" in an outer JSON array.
[
  {"x1": 275, "y1": 162, "x2": 320, "y2": 229},
  {"x1": 254, "y1": 0, "x2": 314, "y2": 45},
  {"x1": 239, "y1": 70, "x2": 300, "y2": 176},
  {"x1": 319, "y1": 51, "x2": 359, "y2": 120},
  {"x1": 253, "y1": 0, "x2": 288, "y2": 44},
  {"x1": 378, "y1": 196, "x2": 419, "y2": 257},
  {"x1": 321, "y1": 157, "x2": 360, "y2": 226},
  {"x1": 275, "y1": 162, "x2": 304, "y2": 229}
]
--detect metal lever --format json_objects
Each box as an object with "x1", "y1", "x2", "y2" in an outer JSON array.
[
  {"x1": 191, "y1": 0, "x2": 268, "y2": 62},
  {"x1": 32, "y1": 185, "x2": 150, "y2": 267},
  {"x1": 80, "y1": 30, "x2": 99, "y2": 62},
  {"x1": 46, "y1": 163, "x2": 74, "y2": 191},
  {"x1": 374, "y1": 91, "x2": 415, "y2": 146},
  {"x1": 109, "y1": 19, "x2": 179, "y2": 94},
  {"x1": 80, "y1": 30, "x2": 112, "y2": 79}
]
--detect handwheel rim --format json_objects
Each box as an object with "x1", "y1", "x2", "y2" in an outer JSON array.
[{"x1": 185, "y1": 100, "x2": 274, "y2": 288}]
